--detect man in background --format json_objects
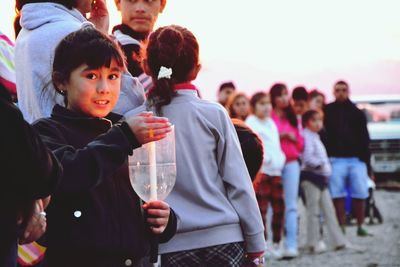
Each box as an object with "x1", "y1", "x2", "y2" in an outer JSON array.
[
  {"x1": 324, "y1": 80, "x2": 370, "y2": 236},
  {"x1": 113, "y1": 0, "x2": 167, "y2": 92}
]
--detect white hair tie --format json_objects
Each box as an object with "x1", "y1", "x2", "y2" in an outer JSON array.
[{"x1": 157, "y1": 66, "x2": 173, "y2": 80}]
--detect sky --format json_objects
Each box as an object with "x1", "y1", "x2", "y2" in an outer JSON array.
[{"x1": 2, "y1": 0, "x2": 400, "y2": 101}]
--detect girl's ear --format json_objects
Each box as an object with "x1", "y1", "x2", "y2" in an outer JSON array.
[
  {"x1": 52, "y1": 72, "x2": 67, "y2": 95},
  {"x1": 188, "y1": 63, "x2": 201, "y2": 81},
  {"x1": 160, "y1": 0, "x2": 167, "y2": 13},
  {"x1": 114, "y1": 0, "x2": 121, "y2": 11}
]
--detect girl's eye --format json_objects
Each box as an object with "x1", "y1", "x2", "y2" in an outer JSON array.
[
  {"x1": 86, "y1": 73, "x2": 97, "y2": 80},
  {"x1": 109, "y1": 73, "x2": 120, "y2": 80}
]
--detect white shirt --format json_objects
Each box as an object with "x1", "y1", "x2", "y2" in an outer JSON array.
[{"x1": 246, "y1": 115, "x2": 286, "y2": 176}]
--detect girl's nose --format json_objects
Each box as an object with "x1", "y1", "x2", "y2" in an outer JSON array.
[{"x1": 97, "y1": 78, "x2": 110, "y2": 94}]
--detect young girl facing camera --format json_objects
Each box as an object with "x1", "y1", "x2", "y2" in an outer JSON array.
[
  {"x1": 246, "y1": 92, "x2": 286, "y2": 259},
  {"x1": 131, "y1": 25, "x2": 265, "y2": 267},
  {"x1": 32, "y1": 26, "x2": 176, "y2": 267}
]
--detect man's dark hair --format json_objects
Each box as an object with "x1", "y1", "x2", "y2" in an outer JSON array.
[
  {"x1": 334, "y1": 80, "x2": 349, "y2": 88},
  {"x1": 292, "y1": 86, "x2": 308, "y2": 101},
  {"x1": 219, "y1": 81, "x2": 236, "y2": 92}
]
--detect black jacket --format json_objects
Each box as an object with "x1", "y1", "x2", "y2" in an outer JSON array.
[
  {"x1": 0, "y1": 86, "x2": 61, "y2": 266},
  {"x1": 232, "y1": 119, "x2": 264, "y2": 180},
  {"x1": 324, "y1": 99, "x2": 370, "y2": 164},
  {"x1": 33, "y1": 105, "x2": 176, "y2": 267}
]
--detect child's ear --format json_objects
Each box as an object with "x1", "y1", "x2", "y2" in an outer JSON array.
[
  {"x1": 160, "y1": 0, "x2": 167, "y2": 13},
  {"x1": 52, "y1": 72, "x2": 66, "y2": 94},
  {"x1": 114, "y1": 0, "x2": 121, "y2": 11},
  {"x1": 188, "y1": 64, "x2": 201, "y2": 80}
]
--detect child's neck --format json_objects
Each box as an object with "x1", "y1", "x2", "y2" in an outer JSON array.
[{"x1": 255, "y1": 114, "x2": 269, "y2": 121}]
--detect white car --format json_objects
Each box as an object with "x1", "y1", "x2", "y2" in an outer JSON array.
[{"x1": 352, "y1": 95, "x2": 400, "y2": 179}]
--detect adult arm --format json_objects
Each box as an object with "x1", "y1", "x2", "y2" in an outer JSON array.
[{"x1": 0, "y1": 87, "x2": 61, "y2": 199}]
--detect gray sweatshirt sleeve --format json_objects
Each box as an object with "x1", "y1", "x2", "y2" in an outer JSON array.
[
  {"x1": 216, "y1": 109, "x2": 266, "y2": 253},
  {"x1": 302, "y1": 132, "x2": 324, "y2": 169},
  {"x1": 113, "y1": 73, "x2": 145, "y2": 115}
]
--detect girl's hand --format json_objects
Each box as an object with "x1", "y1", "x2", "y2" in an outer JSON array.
[
  {"x1": 143, "y1": 201, "x2": 170, "y2": 234},
  {"x1": 245, "y1": 252, "x2": 265, "y2": 267},
  {"x1": 125, "y1": 112, "x2": 172, "y2": 144},
  {"x1": 88, "y1": 0, "x2": 109, "y2": 34}
]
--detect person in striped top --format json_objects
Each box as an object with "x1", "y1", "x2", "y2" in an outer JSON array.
[
  {"x1": 113, "y1": 0, "x2": 167, "y2": 93},
  {"x1": 0, "y1": 31, "x2": 16, "y2": 101}
]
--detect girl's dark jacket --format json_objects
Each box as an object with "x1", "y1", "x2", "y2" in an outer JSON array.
[{"x1": 32, "y1": 105, "x2": 176, "y2": 267}]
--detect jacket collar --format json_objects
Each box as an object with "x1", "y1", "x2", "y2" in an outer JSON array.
[
  {"x1": 50, "y1": 105, "x2": 123, "y2": 130},
  {"x1": 112, "y1": 24, "x2": 148, "y2": 42}
]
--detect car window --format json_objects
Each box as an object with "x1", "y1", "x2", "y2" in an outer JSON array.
[{"x1": 356, "y1": 102, "x2": 400, "y2": 123}]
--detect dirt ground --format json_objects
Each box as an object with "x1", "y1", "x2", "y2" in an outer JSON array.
[{"x1": 267, "y1": 190, "x2": 400, "y2": 267}]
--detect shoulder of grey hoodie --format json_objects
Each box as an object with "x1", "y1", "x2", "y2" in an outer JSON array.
[
  {"x1": 133, "y1": 94, "x2": 265, "y2": 253},
  {"x1": 15, "y1": 3, "x2": 85, "y2": 122}
]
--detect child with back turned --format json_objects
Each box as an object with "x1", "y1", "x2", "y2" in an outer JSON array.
[
  {"x1": 32, "y1": 26, "x2": 176, "y2": 267},
  {"x1": 131, "y1": 25, "x2": 265, "y2": 267}
]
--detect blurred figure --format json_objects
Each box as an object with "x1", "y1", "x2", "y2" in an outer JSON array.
[
  {"x1": 217, "y1": 81, "x2": 236, "y2": 106},
  {"x1": 0, "y1": 86, "x2": 61, "y2": 267},
  {"x1": 324, "y1": 80, "x2": 370, "y2": 237},
  {"x1": 113, "y1": 0, "x2": 167, "y2": 92},
  {"x1": 308, "y1": 89, "x2": 326, "y2": 113},
  {"x1": 300, "y1": 110, "x2": 347, "y2": 253},
  {"x1": 292, "y1": 86, "x2": 309, "y2": 116},
  {"x1": 232, "y1": 118, "x2": 264, "y2": 181},
  {"x1": 246, "y1": 92, "x2": 286, "y2": 259},
  {"x1": 226, "y1": 92, "x2": 250, "y2": 121},
  {"x1": 270, "y1": 83, "x2": 304, "y2": 258}
]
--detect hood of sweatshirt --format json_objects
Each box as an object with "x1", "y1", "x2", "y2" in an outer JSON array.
[{"x1": 20, "y1": 3, "x2": 86, "y2": 31}]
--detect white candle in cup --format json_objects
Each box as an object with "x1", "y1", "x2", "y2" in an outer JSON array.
[{"x1": 148, "y1": 141, "x2": 157, "y2": 201}]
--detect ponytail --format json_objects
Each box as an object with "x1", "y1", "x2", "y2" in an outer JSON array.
[
  {"x1": 144, "y1": 25, "x2": 199, "y2": 115},
  {"x1": 147, "y1": 77, "x2": 176, "y2": 115}
]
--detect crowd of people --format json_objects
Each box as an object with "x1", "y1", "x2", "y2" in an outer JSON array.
[
  {"x1": 219, "y1": 79, "x2": 372, "y2": 260},
  {"x1": 0, "y1": 0, "x2": 373, "y2": 266}
]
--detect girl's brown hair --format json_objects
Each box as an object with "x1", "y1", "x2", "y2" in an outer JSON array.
[
  {"x1": 143, "y1": 25, "x2": 199, "y2": 115},
  {"x1": 249, "y1": 91, "x2": 269, "y2": 113},
  {"x1": 269, "y1": 83, "x2": 298, "y2": 128},
  {"x1": 226, "y1": 92, "x2": 249, "y2": 119},
  {"x1": 52, "y1": 26, "x2": 126, "y2": 104}
]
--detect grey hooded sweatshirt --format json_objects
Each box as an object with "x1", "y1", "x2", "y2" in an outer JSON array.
[
  {"x1": 128, "y1": 90, "x2": 265, "y2": 254},
  {"x1": 15, "y1": 3, "x2": 144, "y2": 123}
]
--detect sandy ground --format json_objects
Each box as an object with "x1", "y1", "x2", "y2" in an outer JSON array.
[{"x1": 266, "y1": 190, "x2": 400, "y2": 267}]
